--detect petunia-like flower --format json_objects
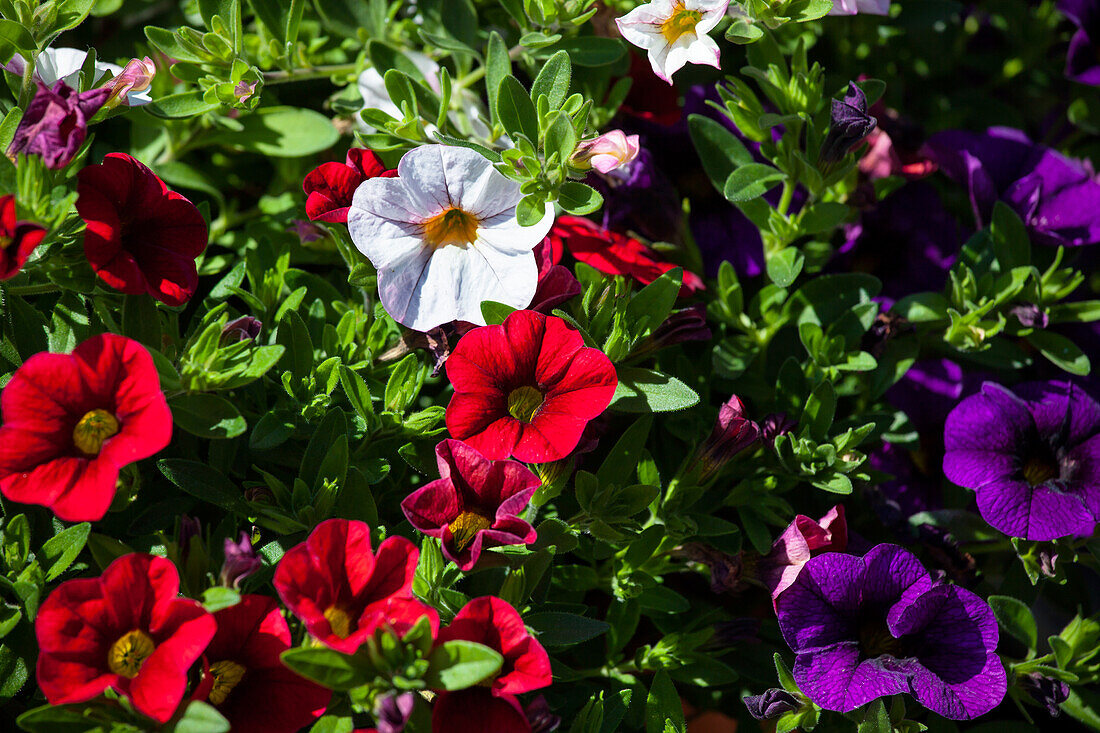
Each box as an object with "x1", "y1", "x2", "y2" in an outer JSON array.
[
  {"x1": 35, "y1": 553, "x2": 216, "y2": 723},
  {"x1": 820, "y1": 82, "x2": 877, "y2": 164},
  {"x1": 0, "y1": 334, "x2": 172, "y2": 522},
  {"x1": 402, "y1": 440, "x2": 540, "y2": 571},
  {"x1": 828, "y1": 0, "x2": 891, "y2": 15},
  {"x1": 431, "y1": 597, "x2": 552, "y2": 733},
  {"x1": 445, "y1": 309, "x2": 618, "y2": 463},
  {"x1": 77, "y1": 153, "x2": 209, "y2": 306},
  {"x1": 0, "y1": 194, "x2": 47, "y2": 280},
  {"x1": 943, "y1": 381, "x2": 1100, "y2": 540},
  {"x1": 274, "y1": 518, "x2": 438, "y2": 653},
  {"x1": 303, "y1": 148, "x2": 397, "y2": 223},
  {"x1": 529, "y1": 238, "x2": 581, "y2": 314},
  {"x1": 7, "y1": 47, "x2": 155, "y2": 106},
  {"x1": 926, "y1": 127, "x2": 1100, "y2": 247},
  {"x1": 8, "y1": 81, "x2": 111, "y2": 169},
  {"x1": 1059, "y1": 0, "x2": 1100, "y2": 86},
  {"x1": 549, "y1": 216, "x2": 704, "y2": 297},
  {"x1": 757, "y1": 506, "x2": 847, "y2": 604},
  {"x1": 195, "y1": 595, "x2": 331, "y2": 733},
  {"x1": 776, "y1": 544, "x2": 1006, "y2": 719},
  {"x1": 587, "y1": 148, "x2": 683, "y2": 245},
  {"x1": 347, "y1": 145, "x2": 555, "y2": 332},
  {"x1": 615, "y1": 0, "x2": 730, "y2": 84},
  {"x1": 570, "y1": 130, "x2": 640, "y2": 174},
  {"x1": 219, "y1": 532, "x2": 261, "y2": 589}
]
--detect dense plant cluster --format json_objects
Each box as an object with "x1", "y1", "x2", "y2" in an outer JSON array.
[{"x1": 0, "y1": 0, "x2": 1099, "y2": 732}]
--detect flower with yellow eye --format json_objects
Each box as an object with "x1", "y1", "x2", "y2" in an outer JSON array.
[{"x1": 615, "y1": 0, "x2": 730, "y2": 84}]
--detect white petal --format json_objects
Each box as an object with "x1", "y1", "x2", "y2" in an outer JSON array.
[
  {"x1": 647, "y1": 42, "x2": 675, "y2": 83},
  {"x1": 682, "y1": 33, "x2": 722, "y2": 68},
  {"x1": 398, "y1": 144, "x2": 512, "y2": 217},
  {"x1": 476, "y1": 203, "x2": 556, "y2": 256},
  {"x1": 450, "y1": 244, "x2": 538, "y2": 324},
  {"x1": 405, "y1": 50, "x2": 443, "y2": 93},
  {"x1": 661, "y1": 37, "x2": 693, "y2": 79},
  {"x1": 616, "y1": 18, "x2": 666, "y2": 50},
  {"x1": 357, "y1": 68, "x2": 403, "y2": 123},
  {"x1": 693, "y1": 0, "x2": 731, "y2": 33},
  {"x1": 376, "y1": 246, "x2": 438, "y2": 329},
  {"x1": 348, "y1": 179, "x2": 430, "y2": 270}
]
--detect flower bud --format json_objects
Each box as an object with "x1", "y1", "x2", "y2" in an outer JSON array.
[
  {"x1": 220, "y1": 532, "x2": 261, "y2": 589},
  {"x1": 104, "y1": 57, "x2": 156, "y2": 107},
  {"x1": 743, "y1": 689, "x2": 800, "y2": 720},
  {"x1": 375, "y1": 691, "x2": 415, "y2": 733},
  {"x1": 570, "y1": 130, "x2": 640, "y2": 174},
  {"x1": 694, "y1": 394, "x2": 761, "y2": 481},
  {"x1": 525, "y1": 695, "x2": 562, "y2": 733},
  {"x1": 220, "y1": 316, "x2": 262, "y2": 344},
  {"x1": 820, "y1": 82, "x2": 877, "y2": 164},
  {"x1": 1020, "y1": 672, "x2": 1070, "y2": 718}
]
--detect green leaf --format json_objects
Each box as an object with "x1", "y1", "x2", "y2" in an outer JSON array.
[
  {"x1": 423, "y1": 640, "x2": 504, "y2": 690},
  {"x1": 991, "y1": 201, "x2": 1031, "y2": 270},
  {"x1": 557, "y1": 182, "x2": 603, "y2": 214},
  {"x1": 544, "y1": 36, "x2": 625, "y2": 67},
  {"x1": 609, "y1": 367, "x2": 700, "y2": 413},
  {"x1": 496, "y1": 76, "x2": 538, "y2": 143},
  {"x1": 687, "y1": 114, "x2": 754, "y2": 195},
  {"x1": 525, "y1": 612, "x2": 610, "y2": 646},
  {"x1": 646, "y1": 670, "x2": 685, "y2": 733},
  {"x1": 531, "y1": 51, "x2": 572, "y2": 109},
  {"x1": 723, "y1": 163, "x2": 785, "y2": 202},
  {"x1": 766, "y1": 248, "x2": 805, "y2": 288},
  {"x1": 0, "y1": 645, "x2": 27, "y2": 701},
  {"x1": 856, "y1": 698, "x2": 891, "y2": 733},
  {"x1": 626, "y1": 270, "x2": 682, "y2": 341},
  {"x1": 544, "y1": 111, "x2": 577, "y2": 163},
  {"x1": 597, "y1": 416, "x2": 653, "y2": 486},
  {"x1": 41, "y1": 523, "x2": 91, "y2": 582},
  {"x1": 485, "y1": 32, "x2": 510, "y2": 127},
  {"x1": 201, "y1": 587, "x2": 241, "y2": 613},
  {"x1": 988, "y1": 595, "x2": 1038, "y2": 650},
  {"x1": 170, "y1": 393, "x2": 247, "y2": 439},
  {"x1": 0, "y1": 19, "x2": 37, "y2": 58},
  {"x1": 802, "y1": 380, "x2": 835, "y2": 441},
  {"x1": 144, "y1": 90, "x2": 222, "y2": 118},
  {"x1": 480, "y1": 300, "x2": 517, "y2": 325},
  {"x1": 210, "y1": 106, "x2": 340, "y2": 157},
  {"x1": 250, "y1": 409, "x2": 297, "y2": 450},
  {"x1": 280, "y1": 647, "x2": 375, "y2": 691},
  {"x1": 174, "y1": 701, "x2": 231, "y2": 733},
  {"x1": 1026, "y1": 330, "x2": 1090, "y2": 376},
  {"x1": 339, "y1": 367, "x2": 375, "y2": 423},
  {"x1": 145, "y1": 27, "x2": 210, "y2": 63},
  {"x1": 158, "y1": 459, "x2": 251, "y2": 514}
]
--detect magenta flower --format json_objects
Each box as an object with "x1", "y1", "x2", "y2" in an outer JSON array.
[
  {"x1": 1059, "y1": 0, "x2": 1100, "y2": 86},
  {"x1": 571, "y1": 130, "x2": 640, "y2": 174},
  {"x1": 777, "y1": 544, "x2": 1006, "y2": 720},
  {"x1": 8, "y1": 81, "x2": 111, "y2": 169},
  {"x1": 401, "y1": 440, "x2": 540, "y2": 570},
  {"x1": 758, "y1": 505, "x2": 847, "y2": 604},
  {"x1": 943, "y1": 381, "x2": 1100, "y2": 540}
]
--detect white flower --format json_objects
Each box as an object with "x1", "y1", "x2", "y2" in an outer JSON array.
[
  {"x1": 829, "y1": 0, "x2": 890, "y2": 15},
  {"x1": 347, "y1": 145, "x2": 554, "y2": 332},
  {"x1": 615, "y1": 0, "x2": 730, "y2": 84},
  {"x1": 32, "y1": 47, "x2": 155, "y2": 106}
]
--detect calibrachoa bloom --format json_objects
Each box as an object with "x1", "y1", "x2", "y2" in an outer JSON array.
[
  {"x1": 694, "y1": 394, "x2": 761, "y2": 480},
  {"x1": 758, "y1": 505, "x2": 847, "y2": 604},
  {"x1": 8, "y1": 81, "x2": 111, "y2": 169},
  {"x1": 35, "y1": 554, "x2": 216, "y2": 723},
  {"x1": 402, "y1": 439, "x2": 540, "y2": 570},
  {"x1": 570, "y1": 130, "x2": 640, "y2": 174},
  {"x1": 549, "y1": 216, "x2": 704, "y2": 297},
  {"x1": 431, "y1": 597, "x2": 552, "y2": 733},
  {"x1": 615, "y1": 0, "x2": 730, "y2": 84},
  {"x1": 828, "y1": 0, "x2": 891, "y2": 14},
  {"x1": 0, "y1": 334, "x2": 172, "y2": 522},
  {"x1": 1059, "y1": 0, "x2": 1100, "y2": 86},
  {"x1": 445, "y1": 309, "x2": 618, "y2": 463},
  {"x1": 0, "y1": 194, "x2": 47, "y2": 280},
  {"x1": 195, "y1": 595, "x2": 331, "y2": 733},
  {"x1": 347, "y1": 145, "x2": 554, "y2": 331},
  {"x1": 6, "y1": 47, "x2": 155, "y2": 106},
  {"x1": 943, "y1": 381, "x2": 1100, "y2": 540},
  {"x1": 776, "y1": 544, "x2": 1006, "y2": 719},
  {"x1": 303, "y1": 148, "x2": 396, "y2": 223},
  {"x1": 927, "y1": 127, "x2": 1100, "y2": 247},
  {"x1": 77, "y1": 153, "x2": 209, "y2": 306},
  {"x1": 274, "y1": 518, "x2": 438, "y2": 653}
]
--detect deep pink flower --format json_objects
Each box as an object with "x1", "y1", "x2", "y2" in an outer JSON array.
[
  {"x1": 8, "y1": 81, "x2": 111, "y2": 169},
  {"x1": 758, "y1": 506, "x2": 848, "y2": 604}
]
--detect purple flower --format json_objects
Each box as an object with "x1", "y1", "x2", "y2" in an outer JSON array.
[
  {"x1": 375, "y1": 691, "x2": 415, "y2": 733},
  {"x1": 926, "y1": 127, "x2": 1100, "y2": 247},
  {"x1": 524, "y1": 695, "x2": 562, "y2": 733},
  {"x1": 694, "y1": 394, "x2": 760, "y2": 481},
  {"x1": 743, "y1": 689, "x2": 800, "y2": 720},
  {"x1": 1020, "y1": 672, "x2": 1071, "y2": 717},
  {"x1": 820, "y1": 83, "x2": 877, "y2": 164},
  {"x1": 220, "y1": 532, "x2": 261, "y2": 588},
  {"x1": 943, "y1": 381, "x2": 1100, "y2": 540},
  {"x1": 8, "y1": 81, "x2": 111, "y2": 169},
  {"x1": 220, "y1": 316, "x2": 263, "y2": 344},
  {"x1": 829, "y1": 0, "x2": 891, "y2": 15},
  {"x1": 776, "y1": 544, "x2": 1006, "y2": 719},
  {"x1": 1059, "y1": 0, "x2": 1100, "y2": 86}
]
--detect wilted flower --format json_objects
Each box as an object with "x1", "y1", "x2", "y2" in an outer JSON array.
[
  {"x1": 1059, "y1": 0, "x2": 1100, "y2": 86},
  {"x1": 571, "y1": 130, "x2": 640, "y2": 174},
  {"x1": 777, "y1": 544, "x2": 1007, "y2": 719},
  {"x1": 102, "y1": 57, "x2": 156, "y2": 106},
  {"x1": 347, "y1": 145, "x2": 554, "y2": 331},
  {"x1": 221, "y1": 316, "x2": 263, "y2": 344},
  {"x1": 530, "y1": 237, "x2": 582, "y2": 313},
  {"x1": 829, "y1": 0, "x2": 891, "y2": 15},
  {"x1": 0, "y1": 194, "x2": 47, "y2": 280},
  {"x1": 943, "y1": 381, "x2": 1100, "y2": 540},
  {"x1": 820, "y1": 82, "x2": 877, "y2": 164},
  {"x1": 220, "y1": 532, "x2": 261, "y2": 588},
  {"x1": 1009, "y1": 303, "x2": 1049, "y2": 329},
  {"x1": 694, "y1": 394, "x2": 761, "y2": 480},
  {"x1": 760, "y1": 412, "x2": 796, "y2": 446},
  {"x1": 742, "y1": 689, "x2": 800, "y2": 720},
  {"x1": 524, "y1": 695, "x2": 561, "y2": 733},
  {"x1": 8, "y1": 81, "x2": 111, "y2": 169},
  {"x1": 615, "y1": 0, "x2": 731, "y2": 84},
  {"x1": 7, "y1": 47, "x2": 154, "y2": 106},
  {"x1": 757, "y1": 506, "x2": 847, "y2": 604}
]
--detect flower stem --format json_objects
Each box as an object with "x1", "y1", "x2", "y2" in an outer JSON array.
[
  {"x1": 261, "y1": 63, "x2": 360, "y2": 85},
  {"x1": 776, "y1": 180, "x2": 794, "y2": 217},
  {"x1": 3, "y1": 282, "x2": 60, "y2": 296},
  {"x1": 18, "y1": 53, "x2": 37, "y2": 109}
]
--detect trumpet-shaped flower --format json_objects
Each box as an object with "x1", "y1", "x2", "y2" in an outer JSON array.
[
  {"x1": 347, "y1": 145, "x2": 554, "y2": 331},
  {"x1": 571, "y1": 131, "x2": 640, "y2": 174},
  {"x1": 615, "y1": 0, "x2": 730, "y2": 84}
]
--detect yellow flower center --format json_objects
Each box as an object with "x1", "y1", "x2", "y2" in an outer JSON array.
[
  {"x1": 1022, "y1": 455, "x2": 1059, "y2": 487},
  {"x1": 507, "y1": 386, "x2": 544, "y2": 423},
  {"x1": 449, "y1": 510, "x2": 492, "y2": 551},
  {"x1": 660, "y1": 4, "x2": 703, "y2": 43},
  {"x1": 107, "y1": 629, "x2": 155, "y2": 679},
  {"x1": 422, "y1": 207, "x2": 480, "y2": 249},
  {"x1": 207, "y1": 660, "x2": 247, "y2": 705},
  {"x1": 324, "y1": 605, "x2": 354, "y2": 639},
  {"x1": 73, "y1": 409, "x2": 120, "y2": 455},
  {"x1": 0, "y1": 235, "x2": 11, "y2": 250}
]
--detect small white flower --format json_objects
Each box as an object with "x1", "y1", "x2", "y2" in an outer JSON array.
[
  {"x1": 829, "y1": 0, "x2": 890, "y2": 15},
  {"x1": 32, "y1": 47, "x2": 154, "y2": 106},
  {"x1": 615, "y1": 0, "x2": 731, "y2": 84},
  {"x1": 347, "y1": 145, "x2": 554, "y2": 332}
]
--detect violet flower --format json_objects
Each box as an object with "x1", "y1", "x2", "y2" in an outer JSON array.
[
  {"x1": 926, "y1": 127, "x2": 1100, "y2": 247},
  {"x1": 8, "y1": 81, "x2": 111, "y2": 169},
  {"x1": 524, "y1": 695, "x2": 562, "y2": 733},
  {"x1": 943, "y1": 381, "x2": 1100, "y2": 540},
  {"x1": 1059, "y1": 0, "x2": 1100, "y2": 86},
  {"x1": 375, "y1": 691, "x2": 415, "y2": 733},
  {"x1": 776, "y1": 544, "x2": 1007, "y2": 719},
  {"x1": 743, "y1": 689, "x2": 800, "y2": 720},
  {"x1": 820, "y1": 83, "x2": 877, "y2": 164},
  {"x1": 587, "y1": 148, "x2": 683, "y2": 245}
]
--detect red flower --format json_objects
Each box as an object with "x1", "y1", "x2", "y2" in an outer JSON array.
[
  {"x1": 0, "y1": 334, "x2": 172, "y2": 522},
  {"x1": 402, "y1": 440, "x2": 540, "y2": 571},
  {"x1": 273, "y1": 518, "x2": 438, "y2": 653},
  {"x1": 35, "y1": 553, "x2": 215, "y2": 723},
  {"x1": 431, "y1": 596, "x2": 552, "y2": 733},
  {"x1": 303, "y1": 149, "x2": 397, "y2": 223},
  {"x1": 195, "y1": 595, "x2": 331, "y2": 733},
  {"x1": 0, "y1": 194, "x2": 46, "y2": 280},
  {"x1": 445, "y1": 310, "x2": 618, "y2": 463},
  {"x1": 530, "y1": 237, "x2": 581, "y2": 313},
  {"x1": 549, "y1": 216, "x2": 704, "y2": 297},
  {"x1": 77, "y1": 153, "x2": 208, "y2": 306}
]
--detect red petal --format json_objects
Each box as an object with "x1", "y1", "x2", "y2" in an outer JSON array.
[{"x1": 432, "y1": 689, "x2": 532, "y2": 733}]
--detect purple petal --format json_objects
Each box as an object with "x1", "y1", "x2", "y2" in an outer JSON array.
[
  {"x1": 860, "y1": 544, "x2": 933, "y2": 620},
  {"x1": 776, "y1": 552, "x2": 863, "y2": 653},
  {"x1": 793, "y1": 643, "x2": 910, "y2": 712},
  {"x1": 974, "y1": 478, "x2": 1095, "y2": 540}
]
